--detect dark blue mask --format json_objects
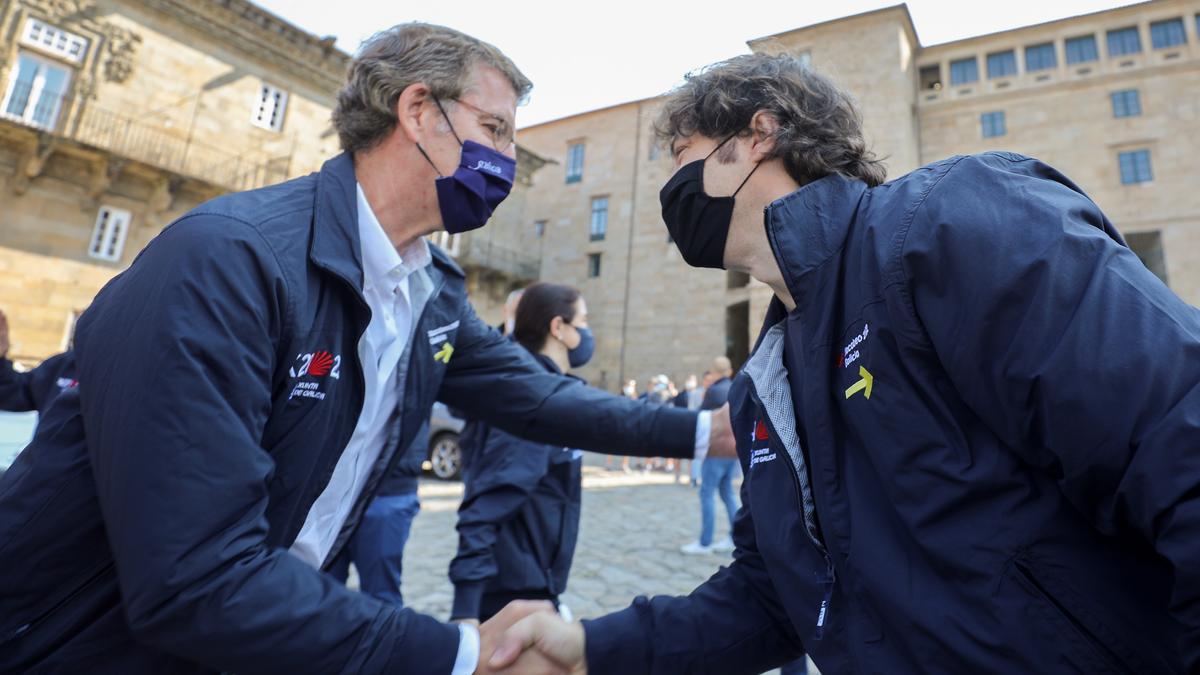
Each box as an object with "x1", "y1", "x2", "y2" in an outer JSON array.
[
  {"x1": 568, "y1": 326, "x2": 595, "y2": 369},
  {"x1": 418, "y1": 100, "x2": 517, "y2": 235}
]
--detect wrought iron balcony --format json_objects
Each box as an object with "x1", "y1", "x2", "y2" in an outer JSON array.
[
  {"x1": 452, "y1": 234, "x2": 541, "y2": 282},
  {"x1": 1, "y1": 82, "x2": 285, "y2": 191}
]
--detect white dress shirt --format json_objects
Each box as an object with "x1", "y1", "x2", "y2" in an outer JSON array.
[
  {"x1": 289, "y1": 184, "x2": 430, "y2": 568},
  {"x1": 287, "y1": 183, "x2": 709, "y2": 673}
]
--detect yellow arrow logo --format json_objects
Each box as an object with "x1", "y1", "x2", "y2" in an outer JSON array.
[
  {"x1": 844, "y1": 366, "x2": 874, "y2": 400},
  {"x1": 434, "y1": 342, "x2": 454, "y2": 364}
]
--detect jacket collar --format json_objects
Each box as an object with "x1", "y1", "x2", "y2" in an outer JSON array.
[
  {"x1": 310, "y1": 153, "x2": 366, "y2": 290},
  {"x1": 310, "y1": 152, "x2": 467, "y2": 292},
  {"x1": 764, "y1": 173, "x2": 868, "y2": 312}
]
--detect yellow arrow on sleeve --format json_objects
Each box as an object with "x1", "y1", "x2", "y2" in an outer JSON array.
[
  {"x1": 434, "y1": 342, "x2": 454, "y2": 364},
  {"x1": 844, "y1": 366, "x2": 874, "y2": 400}
]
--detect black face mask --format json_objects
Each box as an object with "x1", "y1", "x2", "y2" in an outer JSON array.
[{"x1": 659, "y1": 135, "x2": 759, "y2": 269}]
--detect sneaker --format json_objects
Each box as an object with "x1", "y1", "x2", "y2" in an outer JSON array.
[
  {"x1": 712, "y1": 537, "x2": 735, "y2": 553},
  {"x1": 680, "y1": 541, "x2": 713, "y2": 555}
]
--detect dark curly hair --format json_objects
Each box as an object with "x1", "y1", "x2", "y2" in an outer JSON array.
[{"x1": 655, "y1": 53, "x2": 886, "y2": 187}]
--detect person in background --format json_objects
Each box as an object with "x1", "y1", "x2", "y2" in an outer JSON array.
[
  {"x1": 0, "y1": 308, "x2": 77, "y2": 417},
  {"x1": 646, "y1": 375, "x2": 674, "y2": 472},
  {"x1": 681, "y1": 356, "x2": 740, "y2": 554},
  {"x1": 672, "y1": 374, "x2": 703, "y2": 484},
  {"x1": 497, "y1": 288, "x2": 524, "y2": 336},
  {"x1": 606, "y1": 379, "x2": 641, "y2": 473},
  {"x1": 700, "y1": 356, "x2": 734, "y2": 411},
  {"x1": 328, "y1": 422, "x2": 430, "y2": 606},
  {"x1": 450, "y1": 282, "x2": 594, "y2": 627}
]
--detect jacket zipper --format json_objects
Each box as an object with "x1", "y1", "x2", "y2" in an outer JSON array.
[
  {"x1": 322, "y1": 274, "x2": 448, "y2": 568},
  {"x1": 3, "y1": 563, "x2": 114, "y2": 644},
  {"x1": 748, "y1": 386, "x2": 836, "y2": 640}
]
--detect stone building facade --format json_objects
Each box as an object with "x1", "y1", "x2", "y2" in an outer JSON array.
[
  {"x1": 0, "y1": 0, "x2": 346, "y2": 360},
  {"x1": 0, "y1": 0, "x2": 544, "y2": 361},
  {"x1": 499, "y1": 0, "x2": 1200, "y2": 392}
]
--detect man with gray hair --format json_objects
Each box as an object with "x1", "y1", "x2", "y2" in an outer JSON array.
[
  {"x1": 489, "y1": 51, "x2": 1200, "y2": 673},
  {"x1": 0, "y1": 23, "x2": 733, "y2": 675}
]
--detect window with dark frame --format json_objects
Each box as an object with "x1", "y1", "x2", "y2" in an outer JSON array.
[
  {"x1": 986, "y1": 50, "x2": 1017, "y2": 79},
  {"x1": 587, "y1": 253, "x2": 602, "y2": 278},
  {"x1": 981, "y1": 111, "x2": 1006, "y2": 138},
  {"x1": 1150, "y1": 18, "x2": 1187, "y2": 49},
  {"x1": 1118, "y1": 149, "x2": 1153, "y2": 184},
  {"x1": 1024, "y1": 43, "x2": 1057, "y2": 71},
  {"x1": 566, "y1": 143, "x2": 585, "y2": 183},
  {"x1": 1065, "y1": 34, "x2": 1099, "y2": 64},
  {"x1": 1111, "y1": 89, "x2": 1141, "y2": 118},
  {"x1": 589, "y1": 197, "x2": 608, "y2": 241},
  {"x1": 949, "y1": 57, "x2": 979, "y2": 85},
  {"x1": 1106, "y1": 26, "x2": 1142, "y2": 57}
]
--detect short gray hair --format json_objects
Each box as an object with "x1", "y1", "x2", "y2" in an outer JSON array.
[
  {"x1": 655, "y1": 53, "x2": 886, "y2": 187},
  {"x1": 333, "y1": 23, "x2": 532, "y2": 155}
]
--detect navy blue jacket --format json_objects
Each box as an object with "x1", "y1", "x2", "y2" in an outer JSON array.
[
  {"x1": 584, "y1": 153, "x2": 1198, "y2": 674},
  {"x1": 700, "y1": 376, "x2": 731, "y2": 411},
  {"x1": 0, "y1": 352, "x2": 76, "y2": 415},
  {"x1": 0, "y1": 153, "x2": 698, "y2": 674},
  {"x1": 449, "y1": 353, "x2": 582, "y2": 620},
  {"x1": 377, "y1": 421, "x2": 429, "y2": 496}
]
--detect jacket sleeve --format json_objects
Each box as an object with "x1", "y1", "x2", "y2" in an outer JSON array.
[
  {"x1": 582, "y1": 477, "x2": 803, "y2": 674},
  {"x1": 74, "y1": 215, "x2": 460, "y2": 674},
  {"x1": 438, "y1": 305, "x2": 698, "y2": 459},
  {"x1": 898, "y1": 154, "x2": 1200, "y2": 668},
  {"x1": 0, "y1": 357, "x2": 36, "y2": 412},
  {"x1": 448, "y1": 425, "x2": 551, "y2": 619}
]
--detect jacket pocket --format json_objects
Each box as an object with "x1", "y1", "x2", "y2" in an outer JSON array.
[
  {"x1": 1011, "y1": 558, "x2": 1134, "y2": 675},
  {"x1": 3, "y1": 562, "x2": 114, "y2": 645}
]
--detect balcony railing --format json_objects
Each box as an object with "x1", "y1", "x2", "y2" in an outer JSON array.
[
  {"x1": 456, "y1": 235, "x2": 541, "y2": 282},
  {"x1": 1, "y1": 82, "x2": 285, "y2": 192}
]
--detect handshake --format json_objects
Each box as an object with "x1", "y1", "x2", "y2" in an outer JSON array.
[{"x1": 470, "y1": 601, "x2": 588, "y2": 675}]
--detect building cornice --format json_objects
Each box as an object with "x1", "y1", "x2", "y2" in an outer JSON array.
[{"x1": 137, "y1": 0, "x2": 350, "y2": 93}]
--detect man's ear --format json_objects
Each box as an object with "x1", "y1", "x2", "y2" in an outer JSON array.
[
  {"x1": 548, "y1": 315, "x2": 565, "y2": 341},
  {"x1": 395, "y1": 82, "x2": 434, "y2": 145},
  {"x1": 748, "y1": 110, "x2": 781, "y2": 162}
]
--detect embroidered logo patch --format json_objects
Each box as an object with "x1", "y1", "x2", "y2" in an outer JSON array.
[{"x1": 287, "y1": 350, "x2": 341, "y2": 401}]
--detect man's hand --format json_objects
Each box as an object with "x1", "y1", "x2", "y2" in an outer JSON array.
[
  {"x1": 708, "y1": 403, "x2": 737, "y2": 458},
  {"x1": 488, "y1": 609, "x2": 586, "y2": 674},
  {"x1": 0, "y1": 309, "x2": 10, "y2": 358},
  {"x1": 476, "y1": 601, "x2": 573, "y2": 674}
]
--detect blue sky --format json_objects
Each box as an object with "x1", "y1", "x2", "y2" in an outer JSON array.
[{"x1": 253, "y1": 0, "x2": 1135, "y2": 128}]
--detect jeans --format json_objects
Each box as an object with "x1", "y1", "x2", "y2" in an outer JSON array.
[
  {"x1": 699, "y1": 458, "x2": 740, "y2": 546},
  {"x1": 329, "y1": 491, "x2": 421, "y2": 606}
]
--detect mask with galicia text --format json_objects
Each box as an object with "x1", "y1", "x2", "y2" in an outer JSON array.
[
  {"x1": 567, "y1": 326, "x2": 595, "y2": 369},
  {"x1": 659, "y1": 134, "x2": 759, "y2": 269},
  {"x1": 417, "y1": 99, "x2": 516, "y2": 235}
]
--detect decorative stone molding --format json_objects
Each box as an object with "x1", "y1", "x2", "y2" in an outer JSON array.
[
  {"x1": 39, "y1": 0, "x2": 97, "y2": 23},
  {"x1": 136, "y1": 0, "x2": 348, "y2": 93},
  {"x1": 101, "y1": 24, "x2": 140, "y2": 83},
  {"x1": 86, "y1": 155, "x2": 124, "y2": 200},
  {"x1": 18, "y1": 0, "x2": 144, "y2": 88},
  {"x1": 11, "y1": 136, "x2": 58, "y2": 194},
  {"x1": 147, "y1": 175, "x2": 181, "y2": 214}
]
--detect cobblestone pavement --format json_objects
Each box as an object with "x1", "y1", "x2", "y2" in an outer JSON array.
[{"x1": 386, "y1": 457, "x2": 817, "y2": 675}]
